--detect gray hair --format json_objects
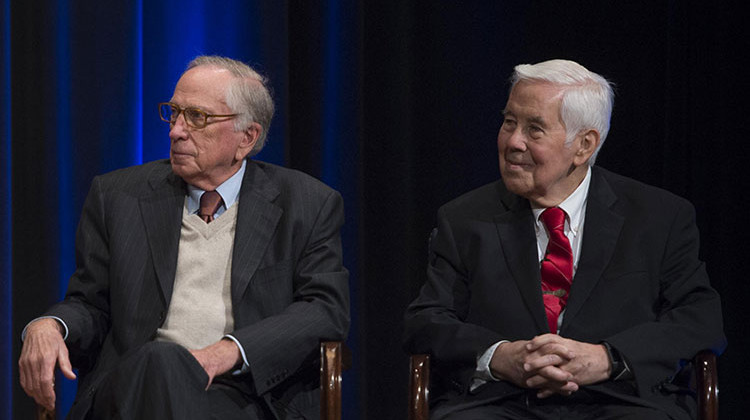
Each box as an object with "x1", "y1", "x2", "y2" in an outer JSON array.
[
  {"x1": 511, "y1": 59, "x2": 614, "y2": 164},
  {"x1": 186, "y1": 55, "x2": 275, "y2": 156}
]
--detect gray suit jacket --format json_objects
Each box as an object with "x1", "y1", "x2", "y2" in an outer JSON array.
[
  {"x1": 404, "y1": 166, "x2": 725, "y2": 420},
  {"x1": 47, "y1": 159, "x2": 350, "y2": 419}
]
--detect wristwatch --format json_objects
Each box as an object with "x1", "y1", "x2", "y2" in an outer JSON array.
[{"x1": 602, "y1": 341, "x2": 628, "y2": 380}]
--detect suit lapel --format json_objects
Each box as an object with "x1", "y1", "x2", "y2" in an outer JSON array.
[
  {"x1": 231, "y1": 161, "x2": 282, "y2": 307},
  {"x1": 140, "y1": 167, "x2": 186, "y2": 307},
  {"x1": 562, "y1": 167, "x2": 623, "y2": 330},
  {"x1": 495, "y1": 188, "x2": 549, "y2": 333}
]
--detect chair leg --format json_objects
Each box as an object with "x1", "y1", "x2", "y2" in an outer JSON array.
[
  {"x1": 409, "y1": 354, "x2": 430, "y2": 420},
  {"x1": 694, "y1": 350, "x2": 718, "y2": 420},
  {"x1": 320, "y1": 341, "x2": 343, "y2": 420}
]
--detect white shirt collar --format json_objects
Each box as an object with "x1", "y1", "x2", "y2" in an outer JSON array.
[{"x1": 532, "y1": 166, "x2": 592, "y2": 237}]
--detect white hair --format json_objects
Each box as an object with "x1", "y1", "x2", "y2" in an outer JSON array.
[
  {"x1": 511, "y1": 59, "x2": 614, "y2": 164},
  {"x1": 186, "y1": 55, "x2": 275, "y2": 156}
]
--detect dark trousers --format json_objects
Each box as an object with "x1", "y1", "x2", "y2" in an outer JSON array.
[
  {"x1": 432, "y1": 391, "x2": 672, "y2": 420},
  {"x1": 89, "y1": 341, "x2": 269, "y2": 420}
]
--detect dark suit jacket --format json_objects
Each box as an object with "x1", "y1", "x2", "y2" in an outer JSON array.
[
  {"x1": 403, "y1": 166, "x2": 725, "y2": 420},
  {"x1": 46, "y1": 159, "x2": 350, "y2": 419}
]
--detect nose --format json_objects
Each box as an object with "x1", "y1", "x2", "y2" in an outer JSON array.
[
  {"x1": 499, "y1": 127, "x2": 527, "y2": 152},
  {"x1": 169, "y1": 112, "x2": 189, "y2": 141}
]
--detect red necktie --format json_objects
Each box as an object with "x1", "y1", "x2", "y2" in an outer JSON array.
[
  {"x1": 540, "y1": 207, "x2": 573, "y2": 333},
  {"x1": 199, "y1": 191, "x2": 223, "y2": 223}
]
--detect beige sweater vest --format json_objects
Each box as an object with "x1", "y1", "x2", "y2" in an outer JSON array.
[{"x1": 155, "y1": 202, "x2": 238, "y2": 349}]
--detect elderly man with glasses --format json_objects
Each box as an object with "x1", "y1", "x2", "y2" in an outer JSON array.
[{"x1": 19, "y1": 55, "x2": 350, "y2": 420}]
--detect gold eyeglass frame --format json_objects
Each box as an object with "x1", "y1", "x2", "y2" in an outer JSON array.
[{"x1": 158, "y1": 102, "x2": 238, "y2": 129}]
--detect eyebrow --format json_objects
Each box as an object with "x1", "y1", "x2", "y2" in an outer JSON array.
[
  {"x1": 181, "y1": 103, "x2": 205, "y2": 110},
  {"x1": 503, "y1": 110, "x2": 548, "y2": 127},
  {"x1": 170, "y1": 100, "x2": 208, "y2": 111},
  {"x1": 528, "y1": 116, "x2": 547, "y2": 127}
]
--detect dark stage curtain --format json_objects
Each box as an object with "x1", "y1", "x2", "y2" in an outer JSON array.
[{"x1": 3, "y1": 1, "x2": 747, "y2": 418}]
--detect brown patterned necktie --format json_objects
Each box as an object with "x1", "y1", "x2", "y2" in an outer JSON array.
[
  {"x1": 540, "y1": 207, "x2": 573, "y2": 333},
  {"x1": 198, "y1": 191, "x2": 223, "y2": 223}
]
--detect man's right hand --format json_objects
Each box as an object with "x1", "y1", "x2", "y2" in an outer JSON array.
[{"x1": 18, "y1": 318, "x2": 76, "y2": 411}]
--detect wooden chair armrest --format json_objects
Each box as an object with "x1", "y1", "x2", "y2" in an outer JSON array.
[
  {"x1": 409, "y1": 354, "x2": 430, "y2": 420},
  {"x1": 694, "y1": 349, "x2": 718, "y2": 420},
  {"x1": 321, "y1": 341, "x2": 345, "y2": 420}
]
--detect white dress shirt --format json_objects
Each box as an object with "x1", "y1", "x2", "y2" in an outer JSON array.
[{"x1": 472, "y1": 166, "x2": 592, "y2": 387}]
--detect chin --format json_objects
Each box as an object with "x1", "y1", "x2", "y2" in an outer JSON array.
[
  {"x1": 170, "y1": 162, "x2": 192, "y2": 179},
  {"x1": 501, "y1": 174, "x2": 532, "y2": 197}
]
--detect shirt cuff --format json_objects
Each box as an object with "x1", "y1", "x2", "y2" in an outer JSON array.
[
  {"x1": 470, "y1": 340, "x2": 508, "y2": 391},
  {"x1": 21, "y1": 316, "x2": 69, "y2": 341},
  {"x1": 222, "y1": 334, "x2": 250, "y2": 375}
]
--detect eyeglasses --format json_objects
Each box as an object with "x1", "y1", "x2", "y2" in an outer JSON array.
[{"x1": 158, "y1": 102, "x2": 238, "y2": 129}]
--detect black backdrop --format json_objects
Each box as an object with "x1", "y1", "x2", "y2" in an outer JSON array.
[{"x1": 4, "y1": 1, "x2": 748, "y2": 418}]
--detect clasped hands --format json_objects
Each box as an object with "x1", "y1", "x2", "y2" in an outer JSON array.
[{"x1": 489, "y1": 334, "x2": 611, "y2": 398}]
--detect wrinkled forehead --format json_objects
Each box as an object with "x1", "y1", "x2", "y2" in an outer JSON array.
[{"x1": 171, "y1": 66, "x2": 234, "y2": 108}]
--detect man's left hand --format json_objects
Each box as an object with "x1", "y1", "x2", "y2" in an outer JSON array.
[
  {"x1": 523, "y1": 334, "x2": 611, "y2": 398},
  {"x1": 189, "y1": 339, "x2": 241, "y2": 389}
]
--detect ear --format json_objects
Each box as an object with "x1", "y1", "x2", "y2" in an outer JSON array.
[
  {"x1": 235, "y1": 122, "x2": 262, "y2": 161},
  {"x1": 573, "y1": 129, "x2": 600, "y2": 166}
]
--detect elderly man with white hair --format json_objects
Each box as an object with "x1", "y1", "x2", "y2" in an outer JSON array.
[{"x1": 404, "y1": 59, "x2": 725, "y2": 420}]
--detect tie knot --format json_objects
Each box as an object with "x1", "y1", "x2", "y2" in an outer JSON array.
[
  {"x1": 541, "y1": 207, "x2": 566, "y2": 233},
  {"x1": 199, "y1": 191, "x2": 223, "y2": 223}
]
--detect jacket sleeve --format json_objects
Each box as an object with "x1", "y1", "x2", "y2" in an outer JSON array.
[
  {"x1": 403, "y1": 206, "x2": 504, "y2": 365},
  {"x1": 604, "y1": 200, "x2": 725, "y2": 396},
  {"x1": 45, "y1": 176, "x2": 112, "y2": 367},
  {"x1": 231, "y1": 189, "x2": 350, "y2": 396}
]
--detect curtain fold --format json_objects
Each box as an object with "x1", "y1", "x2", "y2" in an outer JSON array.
[{"x1": 1, "y1": 0, "x2": 12, "y2": 417}]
